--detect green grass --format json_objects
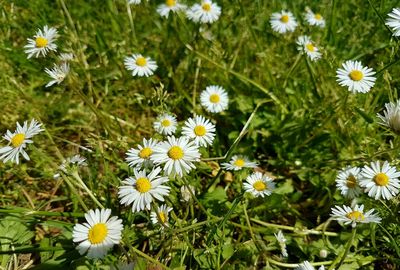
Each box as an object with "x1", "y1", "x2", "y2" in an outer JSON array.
[{"x1": 0, "y1": 0, "x2": 400, "y2": 269}]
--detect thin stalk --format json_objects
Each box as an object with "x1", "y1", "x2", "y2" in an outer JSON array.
[
  {"x1": 0, "y1": 208, "x2": 84, "y2": 218},
  {"x1": 71, "y1": 171, "x2": 104, "y2": 209},
  {"x1": 250, "y1": 218, "x2": 339, "y2": 236},
  {"x1": 125, "y1": 243, "x2": 169, "y2": 270},
  {"x1": 330, "y1": 227, "x2": 357, "y2": 270},
  {"x1": 377, "y1": 224, "x2": 400, "y2": 258},
  {"x1": 126, "y1": 1, "x2": 137, "y2": 43}
]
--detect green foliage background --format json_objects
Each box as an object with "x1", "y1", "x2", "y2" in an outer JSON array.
[{"x1": 0, "y1": 0, "x2": 399, "y2": 269}]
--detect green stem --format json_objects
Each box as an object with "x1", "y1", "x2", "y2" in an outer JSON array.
[
  {"x1": 330, "y1": 227, "x2": 357, "y2": 270},
  {"x1": 124, "y1": 243, "x2": 169, "y2": 270},
  {"x1": 0, "y1": 208, "x2": 84, "y2": 218},
  {"x1": 250, "y1": 218, "x2": 339, "y2": 236},
  {"x1": 0, "y1": 245, "x2": 70, "y2": 255},
  {"x1": 71, "y1": 171, "x2": 104, "y2": 209}
]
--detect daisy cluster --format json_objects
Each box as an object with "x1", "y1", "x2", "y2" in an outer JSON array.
[{"x1": 5, "y1": 1, "x2": 400, "y2": 267}]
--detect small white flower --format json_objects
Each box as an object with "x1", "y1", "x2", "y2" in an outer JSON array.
[
  {"x1": 296, "y1": 261, "x2": 315, "y2": 270},
  {"x1": 187, "y1": 0, "x2": 221, "y2": 24},
  {"x1": 57, "y1": 154, "x2": 86, "y2": 173},
  {"x1": 59, "y1": 53, "x2": 74, "y2": 62},
  {"x1": 157, "y1": 0, "x2": 186, "y2": 18},
  {"x1": 128, "y1": 0, "x2": 142, "y2": 4},
  {"x1": 305, "y1": 9, "x2": 325, "y2": 27},
  {"x1": 126, "y1": 138, "x2": 158, "y2": 168},
  {"x1": 243, "y1": 172, "x2": 275, "y2": 197},
  {"x1": 386, "y1": 8, "x2": 400, "y2": 36},
  {"x1": 153, "y1": 113, "x2": 177, "y2": 135},
  {"x1": 221, "y1": 155, "x2": 257, "y2": 171},
  {"x1": 296, "y1": 36, "x2": 322, "y2": 61},
  {"x1": 151, "y1": 136, "x2": 201, "y2": 177},
  {"x1": 330, "y1": 204, "x2": 381, "y2": 228},
  {"x1": 335, "y1": 166, "x2": 362, "y2": 199},
  {"x1": 336, "y1": 60, "x2": 376, "y2": 93},
  {"x1": 360, "y1": 161, "x2": 400, "y2": 200},
  {"x1": 270, "y1": 10, "x2": 298, "y2": 34},
  {"x1": 180, "y1": 185, "x2": 195, "y2": 202},
  {"x1": 0, "y1": 119, "x2": 43, "y2": 164},
  {"x1": 72, "y1": 209, "x2": 123, "y2": 259},
  {"x1": 118, "y1": 167, "x2": 170, "y2": 212},
  {"x1": 274, "y1": 230, "x2": 288, "y2": 257},
  {"x1": 24, "y1": 25, "x2": 58, "y2": 59},
  {"x1": 124, "y1": 54, "x2": 157, "y2": 77},
  {"x1": 377, "y1": 100, "x2": 400, "y2": 134},
  {"x1": 182, "y1": 115, "x2": 216, "y2": 147},
  {"x1": 200, "y1": 85, "x2": 229, "y2": 113},
  {"x1": 44, "y1": 62, "x2": 70, "y2": 87},
  {"x1": 150, "y1": 204, "x2": 173, "y2": 228}
]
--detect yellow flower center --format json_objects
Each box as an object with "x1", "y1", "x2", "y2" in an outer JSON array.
[
  {"x1": 194, "y1": 125, "x2": 206, "y2": 136},
  {"x1": 161, "y1": 119, "x2": 171, "y2": 127},
  {"x1": 306, "y1": 43, "x2": 315, "y2": 52},
  {"x1": 88, "y1": 223, "x2": 108, "y2": 244},
  {"x1": 374, "y1": 173, "x2": 389, "y2": 186},
  {"x1": 136, "y1": 177, "x2": 152, "y2": 193},
  {"x1": 314, "y1": 13, "x2": 322, "y2": 20},
  {"x1": 168, "y1": 146, "x2": 184, "y2": 160},
  {"x1": 166, "y1": 0, "x2": 176, "y2": 7},
  {"x1": 349, "y1": 70, "x2": 363, "y2": 81},
  {"x1": 136, "y1": 57, "x2": 147, "y2": 67},
  {"x1": 202, "y1": 3, "x2": 211, "y2": 11},
  {"x1": 11, "y1": 133, "x2": 25, "y2": 147},
  {"x1": 35, "y1": 37, "x2": 48, "y2": 48},
  {"x1": 253, "y1": 180, "x2": 267, "y2": 191},
  {"x1": 280, "y1": 15, "x2": 289, "y2": 23},
  {"x1": 346, "y1": 175, "x2": 357, "y2": 188},
  {"x1": 139, "y1": 147, "x2": 152, "y2": 159},
  {"x1": 234, "y1": 159, "x2": 245, "y2": 167},
  {"x1": 159, "y1": 212, "x2": 167, "y2": 223},
  {"x1": 346, "y1": 211, "x2": 365, "y2": 221},
  {"x1": 209, "y1": 94, "x2": 220, "y2": 103}
]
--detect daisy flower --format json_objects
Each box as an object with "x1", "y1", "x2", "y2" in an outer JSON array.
[
  {"x1": 153, "y1": 113, "x2": 177, "y2": 135},
  {"x1": 296, "y1": 262, "x2": 325, "y2": 270},
  {"x1": 386, "y1": 8, "x2": 400, "y2": 36},
  {"x1": 187, "y1": 0, "x2": 221, "y2": 24},
  {"x1": 305, "y1": 8, "x2": 326, "y2": 27},
  {"x1": 157, "y1": 0, "x2": 186, "y2": 18},
  {"x1": 335, "y1": 166, "x2": 362, "y2": 199},
  {"x1": 24, "y1": 25, "x2": 58, "y2": 59},
  {"x1": 151, "y1": 136, "x2": 201, "y2": 177},
  {"x1": 182, "y1": 115, "x2": 216, "y2": 147},
  {"x1": 59, "y1": 52, "x2": 74, "y2": 62},
  {"x1": 128, "y1": 0, "x2": 142, "y2": 4},
  {"x1": 200, "y1": 85, "x2": 229, "y2": 113},
  {"x1": 377, "y1": 99, "x2": 400, "y2": 134},
  {"x1": 126, "y1": 138, "x2": 158, "y2": 168},
  {"x1": 118, "y1": 167, "x2": 170, "y2": 212},
  {"x1": 296, "y1": 35, "x2": 322, "y2": 61},
  {"x1": 360, "y1": 161, "x2": 400, "y2": 200},
  {"x1": 72, "y1": 208, "x2": 123, "y2": 259},
  {"x1": 270, "y1": 10, "x2": 298, "y2": 34},
  {"x1": 274, "y1": 230, "x2": 288, "y2": 257},
  {"x1": 124, "y1": 54, "x2": 157, "y2": 77},
  {"x1": 221, "y1": 155, "x2": 257, "y2": 171},
  {"x1": 150, "y1": 204, "x2": 173, "y2": 228},
  {"x1": 0, "y1": 119, "x2": 43, "y2": 164},
  {"x1": 336, "y1": 60, "x2": 376, "y2": 93},
  {"x1": 44, "y1": 62, "x2": 70, "y2": 87},
  {"x1": 243, "y1": 172, "x2": 275, "y2": 197},
  {"x1": 54, "y1": 154, "x2": 87, "y2": 179},
  {"x1": 330, "y1": 204, "x2": 381, "y2": 228}
]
